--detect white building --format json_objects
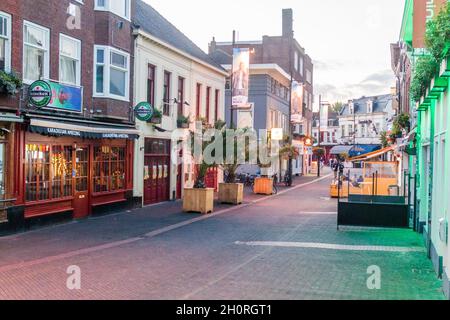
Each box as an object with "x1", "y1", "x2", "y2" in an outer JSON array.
[
  {"x1": 133, "y1": 0, "x2": 227, "y2": 205},
  {"x1": 338, "y1": 94, "x2": 396, "y2": 146}
]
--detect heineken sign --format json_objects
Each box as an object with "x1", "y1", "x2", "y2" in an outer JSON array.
[
  {"x1": 134, "y1": 102, "x2": 154, "y2": 121},
  {"x1": 29, "y1": 80, "x2": 52, "y2": 107}
]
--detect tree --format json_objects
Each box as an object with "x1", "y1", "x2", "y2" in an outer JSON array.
[{"x1": 331, "y1": 102, "x2": 344, "y2": 113}]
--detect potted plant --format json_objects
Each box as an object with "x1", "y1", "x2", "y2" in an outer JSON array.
[
  {"x1": 0, "y1": 71, "x2": 22, "y2": 95},
  {"x1": 183, "y1": 121, "x2": 224, "y2": 214},
  {"x1": 150, "y1": 108, "x2": 162, "y2": 124},
  {"x1": 217, "y1": 126, "x2": 251, "y2": 205},
  {"x1": 177, "y1": 115, "x2": 190, "y2": 129}
]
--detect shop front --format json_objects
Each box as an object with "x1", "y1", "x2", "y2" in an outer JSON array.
[
  {"x1": 10, "y1": 117, "x2": 137, "y2": 223},
  {"x1": 0, "y1": 113, "x2": 22, "y2": 223}
]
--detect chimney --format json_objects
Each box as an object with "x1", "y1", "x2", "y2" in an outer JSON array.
[
  {"x1": 208, "y1": 36, "x2": 216, "y2": 54},
  {"x1": 282, "y1": 8, "x2": 293, "y2": 38}
]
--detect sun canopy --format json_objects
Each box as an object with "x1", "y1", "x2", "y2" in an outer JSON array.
[
  {"x1": 349, "y1": 146, "x2": 395, "y2": 162},
  {"x1": 330, "y1": 145, "x2": 353, "y2": 155},
  {"x1": 348, "y1": 145, "x2": 381, "y2": 158}
]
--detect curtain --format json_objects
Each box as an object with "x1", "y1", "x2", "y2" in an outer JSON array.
[
  {"x1": 60, "y1": 56, "x2": 76, "y2": 85},
  {"x1": 24, "y1": 45, "x2": 43, "y2": 81}
]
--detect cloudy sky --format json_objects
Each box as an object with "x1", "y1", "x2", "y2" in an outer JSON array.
[{"x1": 144, "y1": 0, "x2": 405, "y2": 108}]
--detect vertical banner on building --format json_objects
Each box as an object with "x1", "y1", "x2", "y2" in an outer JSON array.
[
  {"x1": 413, "y1": 0, "x2": 448, "y2": 48},
  {"x1": 291, "y1": 81, "x2": 303, "y2": 124},
  {"x1": 237, "y1": 103, "x2": 254, "y2": 129},
  {"x1": 232, "y1": 48, "x2": 250, "y2": 107},
  {"x1": 320, "y1": 103, "x2": 328, "y2": 131}
]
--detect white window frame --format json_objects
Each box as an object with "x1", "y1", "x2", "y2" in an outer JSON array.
[
  {"x1": 93, "y1": 45, "x2": 130, "y2": 102},
  {"x1": 59, "y1": 33, "x2": 81, "y2": 86},
  {"x1": 299, "y1": 56, "x2": 304, "y2": 76},
  {"x1": 0, "y1": 11, "x2": 12, "y2": 73},
  {"x1": 23, "y1": 20, "x2": 50, "y2": 85},
  {"x1": 294, "y1": 51, "x2": 299, "y2": 72},
  {"x1": 94, "y1": 0, "x2": 131, "y2": 21}
]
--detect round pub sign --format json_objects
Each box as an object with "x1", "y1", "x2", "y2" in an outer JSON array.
[
  {"x1": 29, "y1": 80, "x2": 52, "y2": 107},
  {"x1": 134, "y1": 102, "x2": 154, "y2": 122}
]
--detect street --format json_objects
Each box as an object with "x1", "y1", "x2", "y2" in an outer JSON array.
[{"x1": 0, "y1": 173, "x2": 443, "y2": 300}]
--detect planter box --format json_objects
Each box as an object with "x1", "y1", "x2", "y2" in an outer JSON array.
[
  {"x1": 177, "y1": 122, "x2": 189, "y2": 129},
  {"x1": 253, "y1": 177, "x2": 273, "y2": 195},
  {"x1": 183, "y1": 188, "x2": 214, "y2": 214},
  {"x1": 150, "y1": 117, "x2": 162, "y2": 124},
  {"x1": 218, "y1": 183, "x2": 243, "y2": 205}
]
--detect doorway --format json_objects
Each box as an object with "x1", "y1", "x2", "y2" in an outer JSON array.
[
  {"x1": 73, "y1": 146, "x2": 90, "y2": 218},
  {"x1": 143, "y1": 139, "x2": 171, "y2": 205}
]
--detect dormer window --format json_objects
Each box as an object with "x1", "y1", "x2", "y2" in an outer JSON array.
[{"x1": 349, "y1": 101, "x2": 354, "y2": 114}]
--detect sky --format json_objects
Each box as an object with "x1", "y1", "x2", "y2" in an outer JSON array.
[{"x1": 143, "y1": 0, "x2": 405, "y2": 108}]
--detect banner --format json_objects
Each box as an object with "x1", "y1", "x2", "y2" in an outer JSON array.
[
  {"x1": 232, "y1": 48, "x2": 250, "y2": 107},
  {"x1": 413, "y1": 0, "x2": 448, "y2": 48},
  {"x1": 291, "y1": 81, "x2": 303, "y2": 123},
  {"x1": 320, "y1": 103, "x2": 328, "y2": 130},
  {"x1": 47, "y1": 80, "x2": 83, "y2": 113}
]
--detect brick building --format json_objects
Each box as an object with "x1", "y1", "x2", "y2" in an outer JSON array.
[
  {"x1": 209, "y1": 8, "x2": 314, "y2": 175},
  {"x1": 0, "y1": 0, "x2": 137, "y2": 228}
]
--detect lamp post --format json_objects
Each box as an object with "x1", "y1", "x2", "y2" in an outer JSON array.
[{"x1": 229, "y1": 30, "x2": 236, "y2": 129}]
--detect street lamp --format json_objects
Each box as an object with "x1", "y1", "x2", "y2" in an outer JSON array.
[{"x1": 317, "y1": 96, "x2": 330, "y2": 177}]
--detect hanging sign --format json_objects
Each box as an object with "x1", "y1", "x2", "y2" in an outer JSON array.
[
  {"x1": 29, "y1": 80, "x2": 52, "y2": 107},
  {"x1": 135, "y1": 102, "x2": 154, "y2": 122}
]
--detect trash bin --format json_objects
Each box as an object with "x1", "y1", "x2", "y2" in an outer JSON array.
[{"x1": 388, "y1": 185, "x2": 399, "y2": 196}]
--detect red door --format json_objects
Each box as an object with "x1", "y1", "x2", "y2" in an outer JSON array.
[
  {"x1": 205, "y1": 167, "x2": 218, "y2": 191},
  {"x1": 144, "y1": 155, "x2": 170, "y2": 205},
  {"x1": 73, "y1": 146, "x2": 90, "y2": 218}
]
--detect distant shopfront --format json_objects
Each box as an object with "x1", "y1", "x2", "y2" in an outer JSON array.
[{"x1": 9, "y1": 116, "x2": 138, "y2": 222}]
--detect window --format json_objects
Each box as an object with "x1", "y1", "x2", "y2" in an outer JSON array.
[
  {"x1": 163, "y1": 71, "x2": 171, "y2": 116},
  {"x1": 299, "y1": 56, "x2": 304, "y2": 76},
  {"x1": 93, "y1": 146, "x2": 126, "y2": 193},
  {"x1": 25, "y1": 144, "x2": 73, "y2": 202},
  {"x1": 294, "y1": 51, "x2": 299, "y2": 71},
  {"x1": 306, "y1": 69, "x2": 312, "y2": 84},
  {"x1": 94, "y1": 46, "x2": 129, "y2": 101},
  {"x1": 177, "y1": 77, "x2": 184, "y2": 117},
  {"x1": 23, "y1": 21, "x2": 50, "y2": 84},
  {"x1": 206, "y1": 87, "x2": 211, "y2": 123},
  {"x1": 59, "y1": 34, "x2": 81, "y2": 85},
  {"x1": 196, "y1": 83, "x2": 202, "y2": 118},
  {"x1": 95, "y1": 0, "x2": 130, "y2": 20},
  {"x1": 214, "y1": 89, "x2": 220, "y2": 122},
  {"x1": 0, "y1": 12, "x2": 11, "y2": 72},
  {"x1": 147, "y1": 64, "x2": 156, "y2": 106}
]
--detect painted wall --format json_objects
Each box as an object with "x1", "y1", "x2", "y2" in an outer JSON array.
[{"x1": 133, "y1": 33, "x2": 226, "y2": 202}]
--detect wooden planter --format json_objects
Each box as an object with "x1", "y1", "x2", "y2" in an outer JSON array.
[
  {"x1": 253, "y1": 177, "x2": 274, "y2": 195},
  {"x1": 218, "y1": 183, "x2": 244, "y2": 205},
  {"x1": 183, "y1": 188, "x2": 214, "y2": 214}
]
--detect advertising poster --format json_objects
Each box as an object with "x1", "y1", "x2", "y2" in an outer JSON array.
[
  {"x1": 232, "y1": 48, "x2": 250, "y2": 107},
  {"x1": 291, "y1": 81, "x2": 303, "y2": 124},
  {"x1": 47, "y1": 80, "x2": 83, "y2": 113}
]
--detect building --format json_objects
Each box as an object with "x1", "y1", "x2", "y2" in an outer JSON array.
[
  {"x1": 0, "y1": 0, "x2": 137, "y2": 227},
  {"x1": 393, "y1": 0, "x2": 449, "y2": 299},
  {"x1": 312, "y1": 106, "x2": 340, "y2": 164},
  {"x1": 209, "y1": 8, "x2": 314, "y2": 175},
  {"x1": 337, "y1": 94, "x2": 396, "y2": 156},
  {"x1": 132, "y1": 0, "x2": 227, "y2": 205}
]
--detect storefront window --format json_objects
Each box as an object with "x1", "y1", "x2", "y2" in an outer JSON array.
[
  {"x1": 52, "y1": 146, "x2": 73, "y2": 198},
  {"x1": 93, "y1": 146, "x2": 125, "y2": 193},
  {"x1": 25, "y1": 144, "x2": 50, "y2": 201}
]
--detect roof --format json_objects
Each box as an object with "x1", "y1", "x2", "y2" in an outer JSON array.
[
  {"x1": 340, "y1": 94, "x2": 393, "y2": 116},
  {"x1": 134, "y1": 0, "x2": 225, "y2": 72}
]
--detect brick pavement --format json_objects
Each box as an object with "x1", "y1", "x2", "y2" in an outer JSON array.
[{"x1": 0, "y1": 170, "x2": 444, "y2": 300}]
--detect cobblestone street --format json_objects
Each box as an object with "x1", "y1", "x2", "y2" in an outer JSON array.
[{"x1": 0, "y1": 173, "x2": 444, "y2": 300}]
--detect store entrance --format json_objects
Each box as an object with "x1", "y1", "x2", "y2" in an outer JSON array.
[
  {"x1": 73, "y1": 146, "x2": 90, "y2": 218},
  {"x1": 143, "y1": 139, "x2": 171, "y2": 205}
]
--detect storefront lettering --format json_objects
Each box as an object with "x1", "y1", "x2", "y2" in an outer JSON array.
[
  {"x1": 426, "y1": 0, "x2": 435, "y2": 21},
  {"x1": 102, "y1": 133, "x2": 130, "y2": 139},
  {"x1": 47, "y1": 128, "x2": 82, "y2": 137}
]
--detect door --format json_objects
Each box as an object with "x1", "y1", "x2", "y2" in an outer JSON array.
[
  {"x1": 73, "y1": 146, "x2": 90, "y2": 218},
  {"x1": 176, "y1": 149, "x2": 182, "y2": 199},
  {"x1": 144, "y1": 155, "x2": 170, "y2": 205}
]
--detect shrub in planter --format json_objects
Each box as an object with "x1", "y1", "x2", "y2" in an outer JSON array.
[
  {"x1": 0, "y1": 71, "x2": 22, "y2": 95},
  {"x1": 150, "y1": 109, "x2": 162, "y2": 124},
  {"x1": 177, "y1": 115, "x2": 190, "y2": 128}
]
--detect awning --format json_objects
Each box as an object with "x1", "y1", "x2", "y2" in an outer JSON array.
[
  {"x1": 29, "y1": 118, "x2": 139, "y2": 140},
  {"x1": 349, "y1": 146, "x2": 394, "y2": 162},
  {"x1": 348, "y1": 144, "x2": 381, "y2": 157},
  {"x1": 0, "y1": 113, "x2": 23, "y2": 123},
  {"x1": 330, "y1": 145, "x2": 353, "y2": 155}
]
